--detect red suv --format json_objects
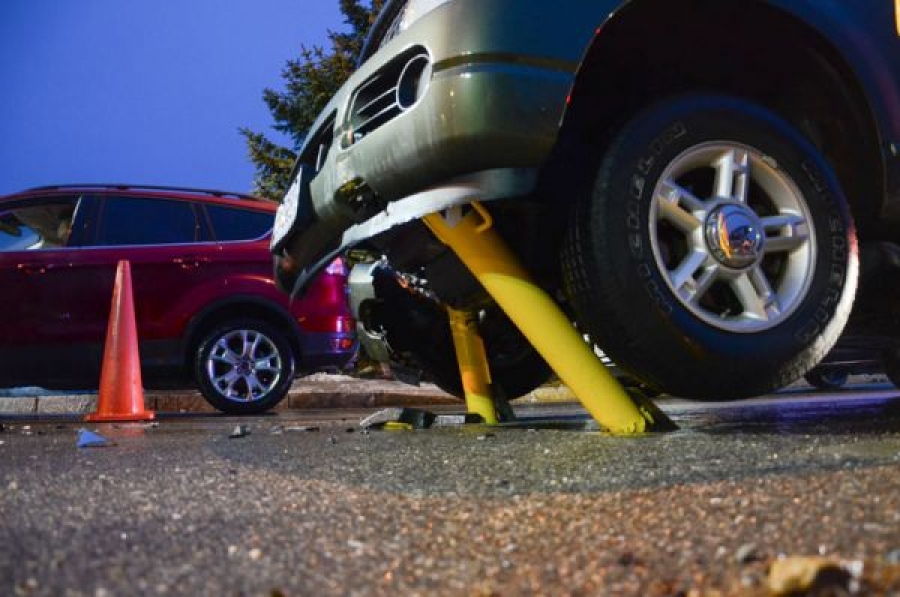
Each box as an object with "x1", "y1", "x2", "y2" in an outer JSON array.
[{"x1": 0, "y1": 184, "x2": 357, "y2": 414}]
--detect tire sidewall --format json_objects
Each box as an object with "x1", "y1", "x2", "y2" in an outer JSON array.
[
  {"x1": 194, "y1": 318, "x2": 296, "y2": 415},
  {"x1": 584, "y1": 95, "x2": 857, "y2": 393}
]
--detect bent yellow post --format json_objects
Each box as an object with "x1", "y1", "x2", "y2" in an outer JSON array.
[
  {"x1": 424, "y1": 203, "x2": 666, "y2": 434},
  {"x1": 446, "y1": 307, "x2": 498, "y2": 424}
]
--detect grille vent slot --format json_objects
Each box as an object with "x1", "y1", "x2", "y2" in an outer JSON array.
[
  {"x1": 345, "y1": 47, "x2": 430, "y2": 146},
  {"x1": 299, "y1": 112, "x2": 336, "y2": 173},
  {"x1": 313, "y1": 114, "x2": 336, "y2": 172}
]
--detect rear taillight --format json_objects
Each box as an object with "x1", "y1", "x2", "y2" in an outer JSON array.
[
  {"x1": 334, "y1": 316, "x2": 355, "y2": 333},
  {"x1": 333, "y1": 337, "x2": 356, "y2": 351},
  {"x1": 324, "y1": 257, "x2": 348, "y2": 276}
]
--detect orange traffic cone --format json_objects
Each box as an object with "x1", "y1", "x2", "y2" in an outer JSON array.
[{"x1": 85, "y1": 260, "x2": 155, "y2": 422}]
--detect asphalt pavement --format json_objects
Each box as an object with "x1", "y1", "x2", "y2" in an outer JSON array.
[{"x1": 2, "y1": 383, "x2": 900, "y2": 595}]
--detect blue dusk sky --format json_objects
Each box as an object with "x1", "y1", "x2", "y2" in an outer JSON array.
[{"x1": 0, "y1": 1, "x2": 347, "y2": 196}]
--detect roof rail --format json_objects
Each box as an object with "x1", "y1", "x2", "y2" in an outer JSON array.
[{"x1": 23, "y1": 183, "x2": 270, "y2": 203}]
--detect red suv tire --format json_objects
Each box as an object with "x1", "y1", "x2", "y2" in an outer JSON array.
[{"x1": 194, "y1": 318, "x2": 296, "y2": 415}]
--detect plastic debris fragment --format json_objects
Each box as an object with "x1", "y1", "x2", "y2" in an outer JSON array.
[
  {"x1": 433, "y1": 413, "x2": 485, "y2": 426},
  {"x1": 77, "y1": 428, "x2": 114, "y2": 448},
  {"x1": 228, "y1": 424, "x2": 250, "y2": 439},
  {"x1": 359, "y1": 407, "x2": 435, "y2": 429}
]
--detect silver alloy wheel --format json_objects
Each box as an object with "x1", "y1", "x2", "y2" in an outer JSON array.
[
  {"x1": 205, "y1": 329, "x2": 283, "y2": 402},
  {"x1": 649, "y1": 141, "x2": 815, "y2": 333}
]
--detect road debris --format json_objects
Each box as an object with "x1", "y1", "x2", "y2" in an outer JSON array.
[
  {"x1": 735, "y1": 543, "x2": 761, "y2": 565},
  {"x1": 112, "y1": 421, "x2": 158, "y2": 429},
  {"x1": 284, "y1": 425, "x2": 320, "y2": 433},
  {"x1": 433, "y1": 413, "x2": 485, "y2": 426},
  {"x1": 359, "y1": 407, "x2": 436, "y2": 430},
  {"x1": 228, "y1": 425, "x2": 250, "y2": 439},
  {"x1": 76, "y1": 429, "x2": 115, "y2": 448},
  {"x1": 768, "y1": 556, "x2": 862, "y2": 595}
]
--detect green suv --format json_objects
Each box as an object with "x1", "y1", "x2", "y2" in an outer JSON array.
[{"x1": 272, "y1": 0, "x2": 900, "y2": 400}]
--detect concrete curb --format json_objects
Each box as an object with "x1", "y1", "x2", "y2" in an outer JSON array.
[
  {"x1": 0, "y1": 374, "x2": 462, "y2": 417},
  {"x1": 2, "y1": 370, "x2": 870, "y2": 417},
  {"x1": 0, "y1": 373, "x2": 582, "y2": 417}
]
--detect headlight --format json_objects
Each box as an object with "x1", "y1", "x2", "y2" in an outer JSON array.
[{"x1": 270, "y1": 166, "x2": 311, "y2": 254}]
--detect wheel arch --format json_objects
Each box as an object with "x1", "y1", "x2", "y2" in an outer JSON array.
[
  {"x1": 551, "y1": 0, "x2": 885, "y2": 240},
  {"x1": 182, "y1": 296, "x2": 303, "y2": 373}
]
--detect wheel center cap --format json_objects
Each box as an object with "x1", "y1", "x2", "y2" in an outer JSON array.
[
  {"x1": 705, "y1": 204, "x2": 764, "y2": 269},
  {"x1": 236, "y1": 358, "x2": 253, "y2": 375}
]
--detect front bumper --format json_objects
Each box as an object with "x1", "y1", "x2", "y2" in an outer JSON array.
[
  {"x1": 276, "y1": 169, "x2": 538, "y2": 294},
  {"x1": 273, "y1": 0, "x2": 599, "y2": 293}
]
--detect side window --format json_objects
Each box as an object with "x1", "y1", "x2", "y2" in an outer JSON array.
[
  {"x1": 95, "y1": 196, "x2": 199, "y2": 246},
  {"x1": 205, "y1": 204, "x2": 273, "y2": 241},
  {"x1": 0, "y1": 197, "x2": 80, "y2": 251}
]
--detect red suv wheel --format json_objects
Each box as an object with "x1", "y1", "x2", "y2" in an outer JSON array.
[{"x1": 194, "y1": 318, "x2": 296, "y2": 415}]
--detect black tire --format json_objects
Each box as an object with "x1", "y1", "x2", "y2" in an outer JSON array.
[
  {"x1": 561, "y1": 94, "x2": 857, "y2": 400},
  {"x1": 804, "y1": 368, "x2": 849, "y2": 390},
  {"x1": 194, "y1": 319, "x2": 296, "y2": 415}
]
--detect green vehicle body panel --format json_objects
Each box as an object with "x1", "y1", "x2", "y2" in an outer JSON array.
[{"x1": 279, "y1": 0, "x2": 900, "y2": 289}]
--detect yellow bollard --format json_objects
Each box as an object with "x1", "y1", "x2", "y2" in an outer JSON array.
[
  {"x1": 895, "y1": 0, "x2": 900, "y2": 36},
  {"x1": 446, "y1": 307, "x2": 499, "y2": 424},
  {"x1": 424, "y1": 203, "x2": 670, "y2": 434}
]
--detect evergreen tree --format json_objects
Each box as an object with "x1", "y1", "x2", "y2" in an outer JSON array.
[{"x1": 242, "y1": 0, "x2": 385, "y2": 200}]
